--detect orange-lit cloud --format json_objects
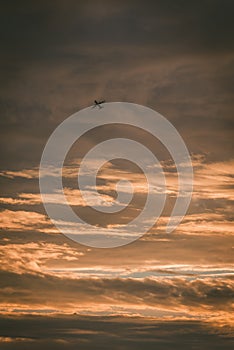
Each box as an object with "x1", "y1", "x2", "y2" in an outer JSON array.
[
  {"x1": 0, "y1": 242, "x2": 84, "y2": 274},
  {"x1": 0, "y1": 209, "x2": 56, "y2": 233}
]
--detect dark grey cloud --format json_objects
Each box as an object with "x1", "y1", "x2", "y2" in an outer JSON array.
[
  {"x1": 1, "y1": 1, "x2": 234, "y2": 59},
  {"x1": 0, "y1": 0, "x2": 233, "y2": 169},
  {"x1": 0, "y1": 314, "x2": 233, "y2": 350}
]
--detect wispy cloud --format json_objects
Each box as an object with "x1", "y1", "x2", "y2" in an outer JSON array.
[
  {"x1": 0, "y1": 242, "x2": 84, "y2": 274},
  {"x1": 0, "y1": 209, "x2": 56, "y2": 233}
]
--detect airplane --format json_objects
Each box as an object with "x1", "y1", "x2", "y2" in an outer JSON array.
[{"x1": 92, "y1": 100, "x2": 105, "y2": 108}]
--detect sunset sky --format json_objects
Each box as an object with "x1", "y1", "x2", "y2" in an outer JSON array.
[{"x1": 0, "y1": 1, "x2": 233, "y2": 349}]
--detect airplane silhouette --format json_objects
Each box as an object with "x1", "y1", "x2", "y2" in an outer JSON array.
[{"x1": 92, "y1": 100, "x2": 105, "y2": 108}]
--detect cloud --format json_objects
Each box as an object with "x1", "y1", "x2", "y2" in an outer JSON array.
[
  {"x1": 0, "y1": 209, "x2": 56, "y2": 233},
  {"x1": 0, "y1": 336, "x2": 34, "y2": 344},
  {"x1": 0, "y1": 3, "x2": 233, "y2": 345},
  {"x1": 0, "y1": 263, "x2": 233, "y2": 315},
  {"x1": 0, "y1": 241, "x2": 84, "y2": 275},
  {"x1": 192, "y1": 159, "x2": 234, "y2": 201},
  {"x1": 149, "y1": 211, "x2": 233, "y2": 236},
  {"x1": 0, "y1": 169, "x2": 39, "y2": 179},
  {"x1": 0, "y1": 193, "x2": 41, "y2": 205},
  {"x1": 1, "y1": 156, "x2": 233, "y2": 201},
  {"x1": 0, "y1": 314, "x2": 233, "y2": 350}
]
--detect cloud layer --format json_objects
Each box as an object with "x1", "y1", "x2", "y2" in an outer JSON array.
[{"x1": 0, "y1": 1, "x2": 233, "y2": 348}]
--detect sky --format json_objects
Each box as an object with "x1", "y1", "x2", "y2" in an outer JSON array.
[{"x1": 0, "y1": 0, "x2": 234, "y2": 349}]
